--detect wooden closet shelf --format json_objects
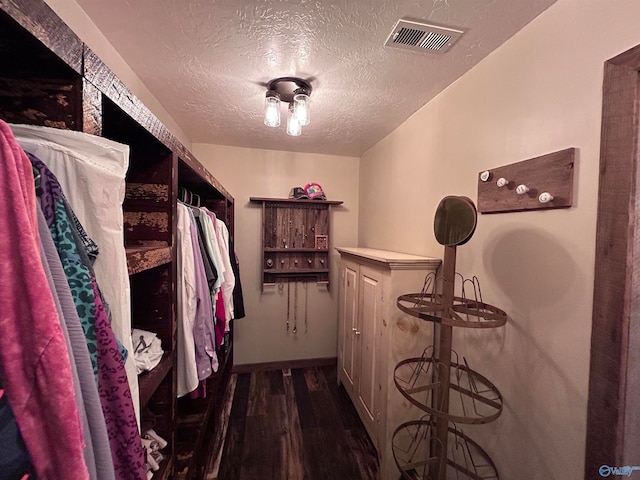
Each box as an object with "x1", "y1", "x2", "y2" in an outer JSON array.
[
  {"x1": 250, "y1": 196, "x2": 343, "y2": 205},
  {"x1": 252, "y1": 195, "x2": 340, "y2": 288},
  {"x1": 264, "y1": 247, "x2": 329, "y2": 252},
  {"x1": 126, "y1": 246, "x2": 172, "y2": 275},
  {"x1": 151, "y1": 455, "x2": 172, "y2": 480},
  {"x1": 0, "y1": 3, "x2": 236, "y2": 477},
  {"x1": 176, "y1": 343, "x2": 233, "y2": 418},
  {"x1": 263, "y1": 268, "x2": 329, "y2": 274},
  {"x1": 138, "y1": 351, "x2": 174, "y2": 408},
  {"x1": 175, "y1": 342, "x2": 233, "y2": 477}
]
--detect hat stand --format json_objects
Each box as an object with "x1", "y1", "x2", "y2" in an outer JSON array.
[{"x1": 392, "y1": 196, "x2": 508, "y2": 480}]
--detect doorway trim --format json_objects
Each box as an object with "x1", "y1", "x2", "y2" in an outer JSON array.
[{"x1": 586, "y1": 44, "x2": 640, "y2": 478}]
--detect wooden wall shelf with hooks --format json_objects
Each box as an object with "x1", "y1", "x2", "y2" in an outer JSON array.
[{"x1": 250, "y1": 197, "x2": 343, "y2": 289}]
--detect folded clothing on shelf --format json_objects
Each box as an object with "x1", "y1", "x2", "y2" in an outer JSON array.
[
  {"x1": 132, "y1": 328, "x2": 164, "y2": 374},
  {"x1": 142, "y1": 428, "x2": 168, "y2": 478}
]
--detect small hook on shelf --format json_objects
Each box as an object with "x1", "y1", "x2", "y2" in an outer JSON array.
[
  {"x1": 496, "y1": 177, "x2": 509, "y2": 188},
  {"x1": 516, "y1": 184, "x2": 529, "y2": 195}
]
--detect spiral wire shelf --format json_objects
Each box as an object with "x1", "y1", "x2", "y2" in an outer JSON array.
[
  {"x1": 394, "y1": 348, "x2": 503, "y2": 425},
  {"x1": 393, "y1": 416, "x2": 499, "y2": 480},
  {"x1": 397, "y1": 273, "x2": 508, "y2": 329}
]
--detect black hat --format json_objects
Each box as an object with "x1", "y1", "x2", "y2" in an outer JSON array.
[{"x1": 288, "y1": 187, "x2": 308, "y2": 199}]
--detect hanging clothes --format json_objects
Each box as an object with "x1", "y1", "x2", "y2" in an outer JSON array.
[
  {"x1": 31, "y1": 152, "x2": 99, "y2": 374},
  {"x1": 10, "y1": 123, "x2": 139, "y2": 424},
  {"x1": 193, "y1": 208, "x2": 227, "y2": 355},
  {"x1": 229, "y1": 237, "x2": 246, "y2": 319},
  {"x1": 90, "y1": 278, "x2": 147, "y2": 480},
  {"x1": 209, "y1": 211, "x2": 236, "y2": 329},
  {"x1": 36, "y1": 203, "x2": 114, "y2": 480},
  {"x1": 30, "y1": 153, "x2": 146, "y2": 480},
  {"x1": 0, "y1": 120, "x2": 89, "y2": 479},
  {"x1": 176, "y1": 203, "x2": 199, "y2": 397},
  {"x1": 186, "y1": 207, "x2": 218, "y2": 379},
  {"x1": 193, "y1": 208, "x2": 225, "y2": 293},
  {"x1": 191, "y1": 209, "x2": 218, "y2": 291}
]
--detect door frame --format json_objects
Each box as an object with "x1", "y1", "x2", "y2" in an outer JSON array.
[{"x1": 585, "y1": 43, "x2": 640, "y2": 478}]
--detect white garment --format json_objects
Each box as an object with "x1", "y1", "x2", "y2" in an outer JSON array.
[
  {"x1": 11, "y1": 123, "x2": 140, "y2": 423},
  {"x1": 214, "y1": 216, "x2": 235, "y2": 327},
  {"x1": 131, "y1": 328, "x2": 164, "y2": 375},
  {"x1": 176, "y1": 203, "x2": 199, "y2": 397}
]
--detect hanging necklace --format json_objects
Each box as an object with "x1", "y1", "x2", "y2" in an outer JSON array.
[
  {"x1": 286, "y1": 282, "x2": 290, "y2": 333},
  {"x1": 293, "y1": 281, "x2": 298, "y2": 334},
  {"x1": 304, "y1": 281, "x2": 308, "y2": 333}
]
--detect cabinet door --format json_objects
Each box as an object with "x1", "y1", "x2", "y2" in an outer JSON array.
[
  {"x1": 357, "y1": 265, "x2": 382, "y2": 435},
  {"x1": 339, "y1": 261, "x2": 359, "y2": 392}
]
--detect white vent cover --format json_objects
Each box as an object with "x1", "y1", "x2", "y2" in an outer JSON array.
[{"x1": 384, "y1": 19, "x2": 463, "y2": 54}]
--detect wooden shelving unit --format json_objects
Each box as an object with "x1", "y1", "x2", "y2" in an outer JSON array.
[
  {"x1": 138, "y1": 352, "x2": 174, "y2": 407},
  {"x1": 126, "y1": 246, "x2": 172, "y2": 275},
  {"x1": 0, "y1": 2, "x2": 235, "y2": 478},
  {"x1": 250, "y1": 196, "x2": 342, "y2": 288}
]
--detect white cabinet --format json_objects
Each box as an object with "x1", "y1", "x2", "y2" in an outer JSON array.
[
  {"x1": 336, "y1": 248, "x2": 441, "y2": 480},
  {"x1": 339, "y1": 259, "x2": 383, "y2": 438},
  {"x1": 339, "y1": 260, "x2": 358, "y2": 398}
]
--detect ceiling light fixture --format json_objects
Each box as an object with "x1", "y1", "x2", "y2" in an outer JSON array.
[{"x1": 264, "y1": 77, "x2": 312, "y2": 136}]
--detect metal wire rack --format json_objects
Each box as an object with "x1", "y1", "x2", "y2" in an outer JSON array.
[
  {"x1": 392, "y1": 416, "x2": 499, "y2": 480},
  {"x1": 396, "y1": 273, "x2": 508, "y2": 329}
]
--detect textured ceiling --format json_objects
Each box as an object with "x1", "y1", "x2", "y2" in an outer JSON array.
[{"x1": 74, "y1": 0, "x2": 556, "y2": 157}]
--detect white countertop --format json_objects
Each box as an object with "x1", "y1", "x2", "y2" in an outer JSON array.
[{"x1": 336, "y1": 247, "x2": 441, "y2": 270}]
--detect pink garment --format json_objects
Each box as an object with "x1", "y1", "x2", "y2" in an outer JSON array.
[
  {"x1": 215, "y1": 292, "x2": 225, "y2": 349},
  {"x1": 0, "y1": 120, "x2": 89, "y2": 479}
]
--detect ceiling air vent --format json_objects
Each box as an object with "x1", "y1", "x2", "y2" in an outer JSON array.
[{"x1": 384, "y1": 19, "x2": 463, "y2": 54}]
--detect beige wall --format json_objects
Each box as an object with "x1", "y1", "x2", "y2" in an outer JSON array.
[
  {"x1": 193, "y1": 144, "x2": 359, "y2": 365},
  {"x1": 359, "y1": 0, "x2": 640, "y2": 478},
  {"x1": 42, "y1": 0, "x2": 192, "y2": 148}
]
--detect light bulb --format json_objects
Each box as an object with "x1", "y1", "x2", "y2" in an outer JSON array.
[
  {"x1": 287, "y1": 111, "x2": 301, "y2": 136},
  {"x1": 293, "y1": 92, "x2": 310, "y2": 126},
  {"x1": 264, "y1": 92, "x2": 280, "y2": 127}
]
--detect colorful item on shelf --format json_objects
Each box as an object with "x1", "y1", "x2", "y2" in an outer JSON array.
[{"x1": 304, "y1": 182, "x2": 326, "y2": 200}]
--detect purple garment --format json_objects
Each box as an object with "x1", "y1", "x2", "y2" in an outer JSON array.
[
  {"x1": 92, "y1": 278, "x2": 146, "y2": 480},
  {"x1": 29, "y1": 152, "x2": 98, "y2": 258},
  {"x1": 30, "y1": 154, "x2": 99, "y2": 376},
  {"x1": 187, "y1": 208, "x2": 217, "y2": 381}
]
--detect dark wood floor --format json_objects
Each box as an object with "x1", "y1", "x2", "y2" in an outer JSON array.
[{"x1": 205, "y1": 364, "x2": 379, "y2": 480}]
